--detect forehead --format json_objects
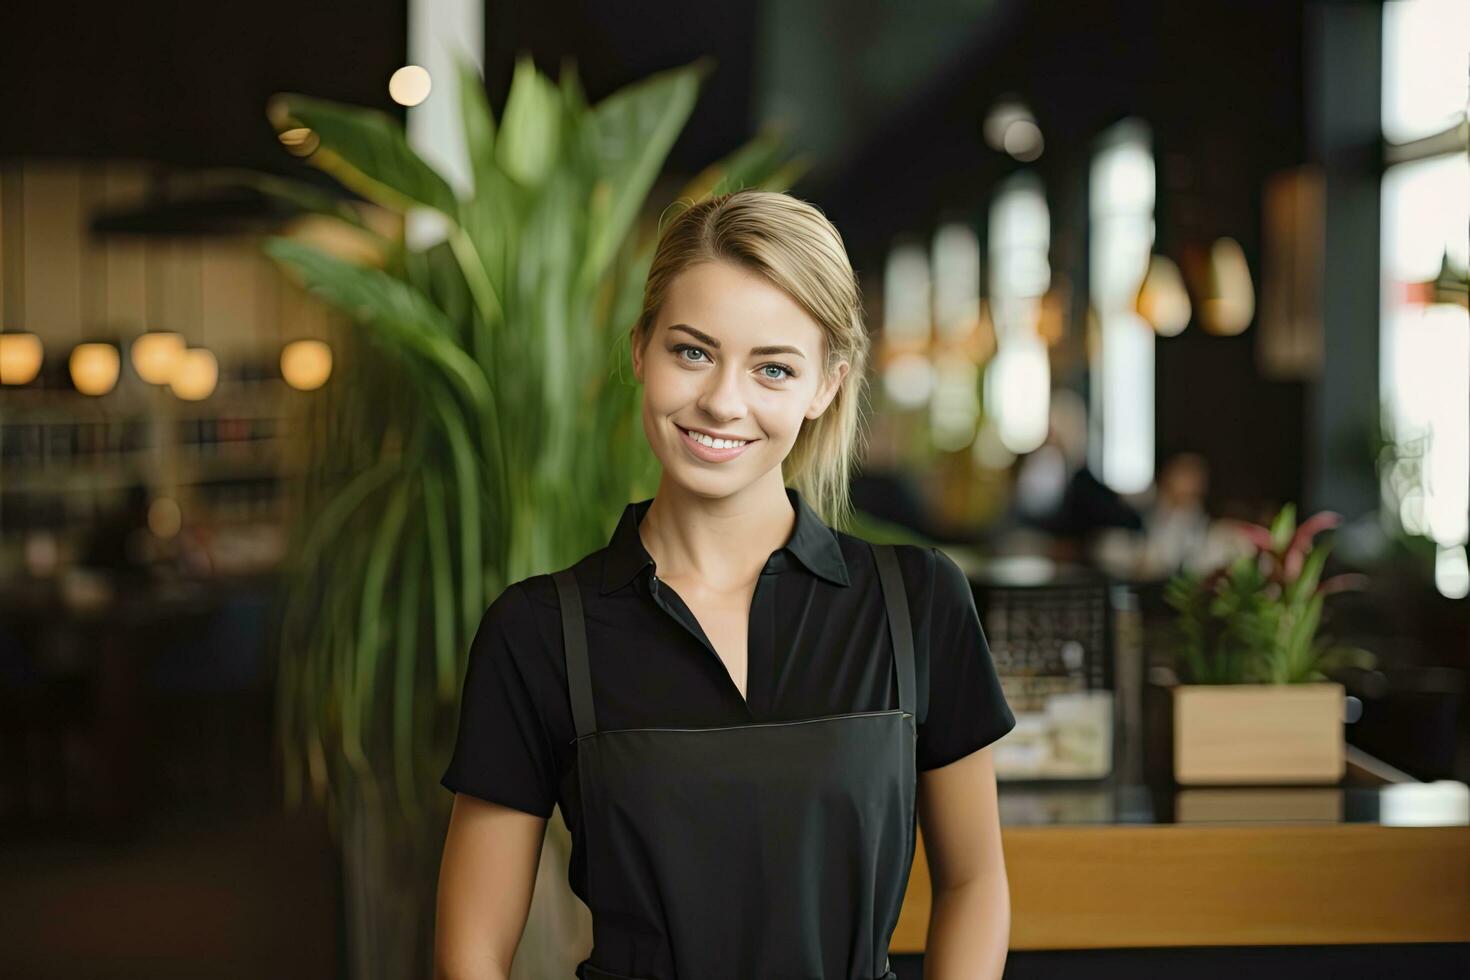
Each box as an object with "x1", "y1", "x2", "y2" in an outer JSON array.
[{"x1": 657, "y1": 260, "x2": 822, "y2": 340}]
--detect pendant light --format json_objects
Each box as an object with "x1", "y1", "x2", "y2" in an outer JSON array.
[
  {"x1": 70, "y1": 172, "x2": 119, "y2": 396},
  {"x1": 70, "y1": 342, "x2": 120, "y2": 396},
  {"x1": 277, "y1": 257, "x2": 333, "y2": 391},
  {"x1": 169, "y1": 236, "x2": 216, "y2": 401},
  {"x1": 131, "y1": 236, "x2": 185, "y2": 384},
  {"x1": 281, "y1": 338, "x2": 333, "y2": 391},
  {"x1": 1197, "y1": 237, "x2": 1255, "y2": 336},
  {"x1": 0, "y1": 331, "x2": 43, "y2": 385},
  {"x1": 0, "y1": 166, "x2": 44, "y2": 386},
  {"x1": 1135, "y1": 253, "x2": 1192, "y2": 337},
  {"x1": 170, "y1": 338, "x2": 217, "y2": 401}
]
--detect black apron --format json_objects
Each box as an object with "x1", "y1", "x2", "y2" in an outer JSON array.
[{"x1": 551, "y1": 541, "x2": 917, "y2": 980}]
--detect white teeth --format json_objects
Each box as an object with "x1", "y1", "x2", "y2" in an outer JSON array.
[{"x1": 685, "y1": 428, "x2": 747, "y2": 449}]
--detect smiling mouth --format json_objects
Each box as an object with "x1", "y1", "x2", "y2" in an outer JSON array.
[
  {"x1": 675, "y1": 424, "x2": 759, "y2": 458},
  {"x1": 677, "y1": 424, "x2": 758, "y2": 446}
]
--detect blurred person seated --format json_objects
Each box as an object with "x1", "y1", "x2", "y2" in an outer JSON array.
[
  {"x1": 1092, "y1": 452, "x2": 1250, "y2": 580},
  {"x1": 1012, "y1": 389, "x2": 1144, "y2": 562}
]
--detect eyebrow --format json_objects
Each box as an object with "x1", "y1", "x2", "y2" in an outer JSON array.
[{"x1": 667, "y1": 323, "x2": 808, "y2": 359}]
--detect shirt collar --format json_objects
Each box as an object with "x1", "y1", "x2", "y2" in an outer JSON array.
[{"x1": 598, "y1": 486, "x2": 851, "y2": 595}]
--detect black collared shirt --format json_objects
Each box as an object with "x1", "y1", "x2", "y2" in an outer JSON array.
[{"x1": 441, "y1": 487, "x2": 1016, "y2": 828}]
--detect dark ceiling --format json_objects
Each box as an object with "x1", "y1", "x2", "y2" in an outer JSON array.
[
  {"x1": 1, "y1": 0, "x2": 408, "y2": 171},
  {"x1": 1, "y1": 0, "x2": 1324, "y2": 513},
  {"x1": 1, "y1": 0, "x2": 1308, "y2": 262},
  {"x1": 0, "y1": 0, "x2": 762, "y2": 177},
  {"x1": 816, "y1": 0, "x2": 1307, "y2": 267}
]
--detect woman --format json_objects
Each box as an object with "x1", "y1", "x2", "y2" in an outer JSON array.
[{"x1": 435, "y1": 190, "x2": 1016, "y2": 980}]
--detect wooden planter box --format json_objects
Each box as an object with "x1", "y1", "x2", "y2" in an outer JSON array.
[{"x1": 1172, "y1": 682, "x2": 1345, "y2": 785}]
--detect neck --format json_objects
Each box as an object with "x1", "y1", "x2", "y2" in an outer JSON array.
[{"x1": 638, "y1": 473, "x2": 795, "y2": 591}]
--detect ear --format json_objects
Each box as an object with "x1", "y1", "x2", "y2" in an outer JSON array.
[
  {"x1": 805, "y1": 359, "x2": 850, "y2": 421},
  {"x1": 631, "y1": 326, "x2": 647, "y2": 383}
]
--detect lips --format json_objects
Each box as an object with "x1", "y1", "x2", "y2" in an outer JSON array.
[{"x1": 676, "y1": 424, "x2": 756, "y2": 463}]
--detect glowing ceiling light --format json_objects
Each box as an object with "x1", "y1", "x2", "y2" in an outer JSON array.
[
  {"x1": 70, "y1": 342, "x2": 120, "y2": 396},
  {"x1": 0, "y1": 331, "x2": 43, "y2": 385},
  {"x1": 984, "y1": 98, "x2": 1044, "y2": 161},
  {"x1": 169, "y1": 346, "x2": 218, "y2": 401},
  {"x1": 131, "y1": 331, "x2": 185, "y2": 385},
  {"x1": 984, "y1": 99, "x2": 1031, "y2": 151},
  {"x1": 1199, "y1": 237, "x2": 1255, "y2": 335},
  {"x1": 1136, "y1": 254, "x2": 1192, "y2": 336},
  {"x1": 390, "y1": 65, "x2": 433, "y2": 107},
  {"x1": 1003, "y1": 119, "x2": 1044, "y2": 161},
  {"x1": 281, "y1": 338, "x2": 333, "y2": 391}
]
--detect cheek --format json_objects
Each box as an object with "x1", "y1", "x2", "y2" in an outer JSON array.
[
  {"x1": 641, "y1": 359, "x2": 689, "y2": 410},
  {"x1": 748, "y1": 391, "x2": 808, "y2": 443}
]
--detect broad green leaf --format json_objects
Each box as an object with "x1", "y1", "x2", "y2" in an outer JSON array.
[
  {"x1": 1285, "y1": 592, "x2": 1324, "y2": 679},
  {"x1": 423, "y1": 470, "x2": 458, "y2": 702},
  {"x1": 420, "y1": 238, "x2": 474, "y2": 335},
  {"x1": 455, "y1": 55, "x2": 498, "y2": 186},
  {"x1": 426, "y1": 382, "x2": 484, "y2": 638},
  {"x1": 497, "y1": 54, "x2": 562, "y2": 187},
  {"x1": 759, "y1": 156, "x2": 813, "y2": 193},
  {"x1": 263, "y1": 237, "x2": 492, "y2": 415},
  {"x1": 268, "y1": 92, "x2": 459, "y2": 215},
  {"x1": 579, "y1": 57, "x2": 713, "y2": 291},
  {"x1": 560, "y1": 56, "x2": 590, "y2": 121},
  {"x1": 558, "y1": 58, "x2": 592, "y2": 173},
  {"x1": 356, "y1": 479, "x2": 412, "y2": 759},
  {"x1": 293, "y1": 454, "x2": 400, "y2": 574},
  {"x1": 677, "y1": 126, "x2": 791, "y2": 201},
  {"x1": 197, "y1": 166, "x2": 384, "y2": 237},
  {"x1": 1269, "y1": 503, "x2": 1296, "y2": 553},
  {"x1": 1285, "y1": 542, "x2": 1330, "y2": 608}
]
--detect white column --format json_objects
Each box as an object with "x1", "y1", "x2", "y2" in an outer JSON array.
[{"x1": 405, "y1": 0, "x2": 484, "y2": 249}]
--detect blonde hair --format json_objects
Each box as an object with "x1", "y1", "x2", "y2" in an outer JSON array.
[{"x1": 632, "y1": 189, "x2": 871, "y2": 530}]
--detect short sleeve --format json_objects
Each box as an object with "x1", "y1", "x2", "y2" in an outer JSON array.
[
  {"x1": 916, "y1": 546, "x2": 1017, "y2": 771},
  {"x1": 440, "y1": 582, "x2": 558, "y2": 817}
]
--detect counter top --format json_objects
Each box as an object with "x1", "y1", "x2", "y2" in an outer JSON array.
[{"x1": 892, "y1": 746, "x2": 1470, "y2": 951}]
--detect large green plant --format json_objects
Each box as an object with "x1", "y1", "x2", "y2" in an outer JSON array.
[
  {"x1": 256, "y1": 54, "x2": 807, "y2": 836},
  {"x1": 1163, "y1": 503, "x2": 1377, "y2": 684}
]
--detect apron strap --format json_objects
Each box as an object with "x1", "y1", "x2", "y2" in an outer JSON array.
[
  {"x1": 871, "y1": 542, "x2": 917, "y2": 720},
  {"x1": 553, "y1": 569, "x2": 598, "y2": 739}
]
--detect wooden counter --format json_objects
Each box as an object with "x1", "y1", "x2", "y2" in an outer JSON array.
[{"x1": 892, "y1": 748, "x2": 1470, "y2": 951}]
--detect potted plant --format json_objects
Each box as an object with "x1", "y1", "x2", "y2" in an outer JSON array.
[
  {"x1": 1162, "y1": 503, "x2": 1377, "y2": 785},
  {"x1": 234, "y1": 54, "x2": 805, "y2": 979}
]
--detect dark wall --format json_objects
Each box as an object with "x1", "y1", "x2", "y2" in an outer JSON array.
[
  {"x1": 813, "y1": 0, "x2": 1312, "y2": 513},
  {"x1": 0, "y1": 0, "x2": 407, "y2": 172},
  {"x1": 482, "y1": 0, "x2": 759, "y2": 176}
]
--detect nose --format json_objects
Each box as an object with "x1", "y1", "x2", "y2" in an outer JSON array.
[{"x1": 695, "y1": 363, "x2": 749, "y2": 424}]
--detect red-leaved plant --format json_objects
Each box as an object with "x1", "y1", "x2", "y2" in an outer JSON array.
[{"x1": 1163, "y1": 503, "x2": 1377, "y2": 684}]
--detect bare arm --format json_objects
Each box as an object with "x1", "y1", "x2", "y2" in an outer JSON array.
[
  {"x1": 917, "y1": 745, "x2": 1010, "y2": 980},
  {"x1": 435, "y1": 792, "x2": 549, "y2": 980}
]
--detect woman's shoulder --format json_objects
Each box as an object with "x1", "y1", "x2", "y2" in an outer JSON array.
[
  {"x1": 495, "y1": 550, "x2": 604, "y2": 617},
  {"x1": 830, "y1": 531, "x2": 946, "y2": 595},
  {"x1": 472, "y1": 562, "x2": 589, "y2": 673}
]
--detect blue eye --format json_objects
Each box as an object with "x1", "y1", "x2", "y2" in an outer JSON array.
[{"x1": 671, "y1": 344, "x2": 795, "y2": 382}]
